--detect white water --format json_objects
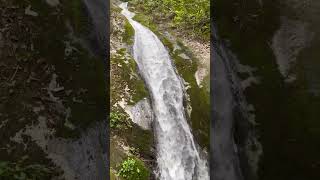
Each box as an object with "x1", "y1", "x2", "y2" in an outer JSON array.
[{"x1": 120, "y1": 3, "x2": 209, "y2": 180}]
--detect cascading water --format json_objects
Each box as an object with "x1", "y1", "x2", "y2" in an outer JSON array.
[{"x1": 119, "y1": 2, "x2": 209, "y2": 180}]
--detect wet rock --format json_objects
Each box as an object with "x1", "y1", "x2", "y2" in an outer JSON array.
[
  {"x1": 128, "y1": 98, "x2": 153, "y2": 130},
  {"x1": 178, "y1": 53, "x2": 190, "y2": 60},
  {"x1": 25, "y1": 5, "x2": 38, "y2": 17},
  {"x1": 46, "y1": 0, "x2": 60, "y2": 7},
  {"x1": 0, "y1": 32, "x2": 3, "y2": 48},
  {"x1": 271, "y1": 16, "x2": 314, "y2": 82}
]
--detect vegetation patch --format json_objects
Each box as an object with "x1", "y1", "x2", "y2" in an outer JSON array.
[
  {"x1": 0, "y1": 157, "x2": 57, "y2": 179},
  {"x1": 111, "y1": 49, "x2": 148, "y2": 105},
  {"x1": 117, "y1": 157, "x2": 150, "y2": 180},
  {"x1": 129, "y1": 0, "x2": 210, "y2": 40},
  {"x1": 123, "y1": 19, "x2": 135, "y2": 45},
  {"x1": 110, "y1": 111, "x2": 133, "y2": 130}
]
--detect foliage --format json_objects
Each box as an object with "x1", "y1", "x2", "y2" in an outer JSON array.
[
  {"x1": 131, "y1": 0, "x2": 210, "y2": 40},
  {"x1": 0, "y1": 157, "x2": 53, "y2": 180},
  {"x1": 110, "y1": 111, "x2": 132, "y2": 129},
  {"x1": 117, "y1": 157, "x2": 149, "y2": 180}
]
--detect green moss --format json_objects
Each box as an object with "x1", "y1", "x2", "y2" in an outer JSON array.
[
  {"x1": 171, "y1": 49, "x2": 210, "y2": 149},
  {"x1": 132, "y1": 13, "x2": 158, "y2": 33},
  {"x1": 111, "y1": 49, "x2": 148, "y2": 105},
  {"x1": 123, "y1": 20, "x2": 135, "y2": 45}
]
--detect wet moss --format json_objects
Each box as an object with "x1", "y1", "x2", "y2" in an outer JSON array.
[
  {"x1": 132, "y1": 13, "x2": 174, "y2": 52},
  {"x1": 171, "y1": 50, "x2": 210, "y2": 149},
  {"x1": 132, "y1": 13, "x2": 158, "y2": 33},
  {"x1": 123, "y1": 19, "x2": 135, "y2": 45},
  {"x1": 111, "y1": 49, "x2": 148, "y2": 105}
]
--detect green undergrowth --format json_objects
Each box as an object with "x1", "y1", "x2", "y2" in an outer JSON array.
[
  {"x1": 117, "y1": 157, "x2": 150, "y2": 180},
  {"x1": 110, "y1": 110, "x2": 133, "y2": 130},
  {"x1": 129, "y1": 0, "x2": 210, "y2": 40}
]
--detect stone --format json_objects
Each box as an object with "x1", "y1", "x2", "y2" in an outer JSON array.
[{"x1": 25, "y1": 5, "x2": 38, "y2": 17}]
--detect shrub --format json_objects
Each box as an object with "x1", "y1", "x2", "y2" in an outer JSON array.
[
  {"x1": 117, "y1": 157, "x2": 149, "y2": 180},
  {"x1": 131, "y1": 0, "x2": 210, "y2": 40},
  {"x1": 110, "y1": 111, "x2": 132, "y2": 129},
  {"x1": 0, "y1": 158, "x2": 53, "y2": 179}
]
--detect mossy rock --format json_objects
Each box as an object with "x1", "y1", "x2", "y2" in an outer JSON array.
[{"x1": 123, "y1": 19, "x2": 135, "y2": 45}]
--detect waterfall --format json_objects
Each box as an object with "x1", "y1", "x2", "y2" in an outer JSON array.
[{"x1": 119, "y1": 2, "x2": 209, "y2": 180}]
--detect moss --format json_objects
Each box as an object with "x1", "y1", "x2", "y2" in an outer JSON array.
[
  {"x1": 161, "y1": 36, "x2": 174, "y2": 52},
  {"x1": 132, "y1": 13, "x2": 158, "y2": 33},
  {"x1": 111, "y1": 49, "x2": 148, "y2": 105},
  {"x1": 132, "y1": 13, "x2": 174, "y2": 53},
  {"x1": 123, "y1": 20, "x2": 135, "y2": 45},
  {"x1": 171, "y1": 50, "x2": 210, "y2": 149}
]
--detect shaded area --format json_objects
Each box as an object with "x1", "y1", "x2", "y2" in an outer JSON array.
[
  {"x1": 0, "y1": 0, "x2": 108, "y2": 179},
  {"x1": 214, "y1": 0, "x2": 320, "y2": 180}
]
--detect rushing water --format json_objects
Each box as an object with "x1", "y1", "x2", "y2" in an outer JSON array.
[{"x1": 119, "y1": 2, "x2": 209, "y2": 180}]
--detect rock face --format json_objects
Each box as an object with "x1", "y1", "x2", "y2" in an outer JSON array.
[
  {"x1": 129, "y1": 98, "x2": 153, "y2": 130},
  {"x1": 82, "y1": 0, "x2": 108, "y2": 57},
  {"x1": 0, "y1": 0, "x2": 107, "y2": 179},
  {"x1": 211, "y1": 24, "x2": 244, "y2": 180},
  {"x1": 214, "y1": 0, "x2": 320, "y2": 180}
]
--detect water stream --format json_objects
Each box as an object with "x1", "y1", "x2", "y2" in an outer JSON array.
[{"x1": 120, "y1": 2, "x2": 209, "y2": 180}]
